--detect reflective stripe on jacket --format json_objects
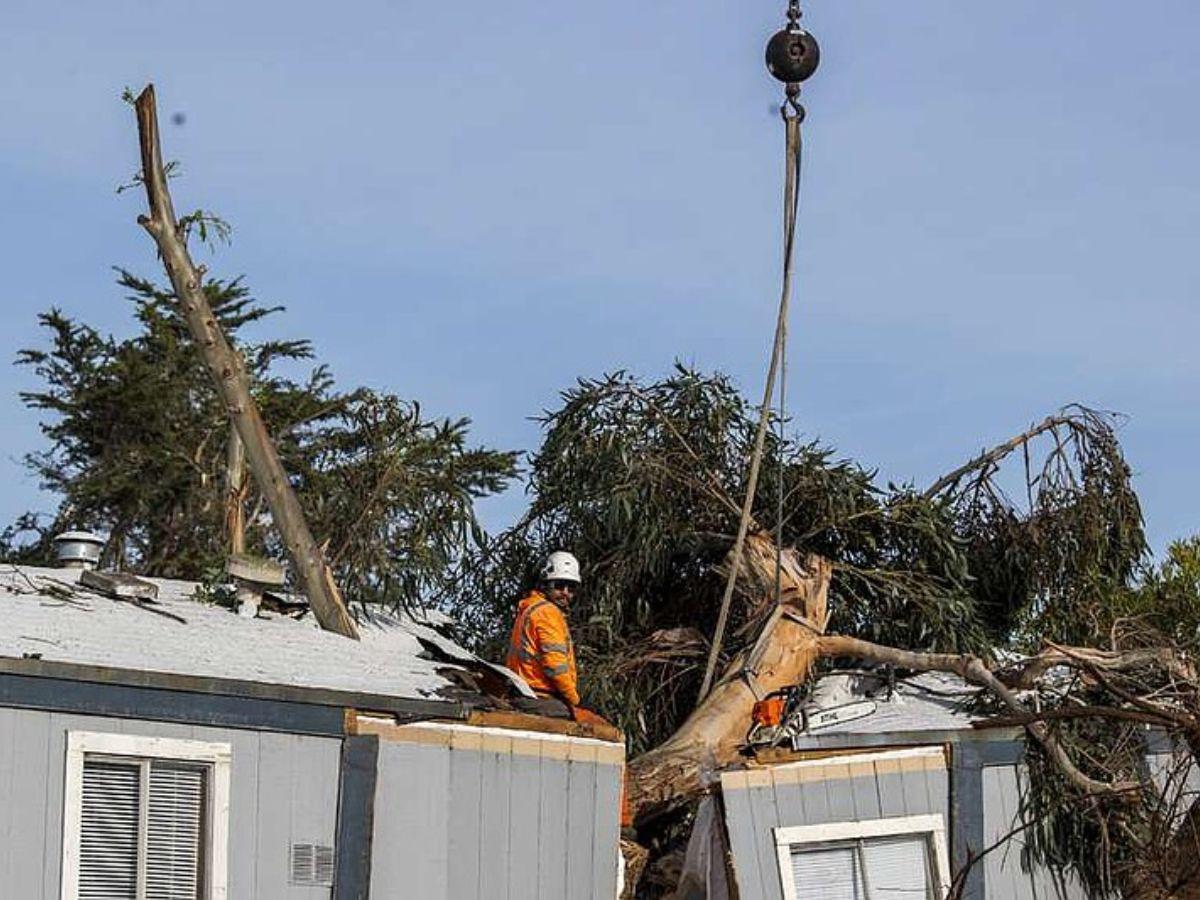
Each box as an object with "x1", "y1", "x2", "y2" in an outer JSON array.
[{"x1": 505, "y1": 590, "x2": 580, "y2": 707}]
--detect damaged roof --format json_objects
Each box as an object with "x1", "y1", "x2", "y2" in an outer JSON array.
[
  {"x1": 0, "y1": 564, "x2": 498, "y2": 707},
  {"x1": 790, "y1": 668, "x2": 1018, "y2": 749}
]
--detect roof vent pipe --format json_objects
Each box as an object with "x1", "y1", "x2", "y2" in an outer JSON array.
[{"x1": 53, "y1": 531, "x2": 106, "y2": 570}]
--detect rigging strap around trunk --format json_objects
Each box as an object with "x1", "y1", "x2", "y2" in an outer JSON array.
[{"x1": 697, "y1": 91, "x2": 808, "y2": 703}]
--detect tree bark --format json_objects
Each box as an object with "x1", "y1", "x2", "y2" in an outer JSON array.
[
  {"x1": 817, "y1": 634, "x2": 1138, "y2": 795},
  {"x1": 132, "y1": 85, "x2": 358, "y2": 639},
  {"x1": 627, "y1": 535, "x2": 831, "y2": 824},
  {"x1": 225, "y1": 428, "x2": 247, "y2": 556}
]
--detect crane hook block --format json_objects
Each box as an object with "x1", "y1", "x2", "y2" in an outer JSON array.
[{"x1": 765, "y1": 27, "x2": 820, "y2": 84}]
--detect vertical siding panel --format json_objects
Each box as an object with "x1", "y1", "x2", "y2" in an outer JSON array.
[
  {"x1": 226, "y1": 729, "x2": 259, "y2": 898},
  {"x1": 825, "y1": 772, "x2": 857, "y2": 822},
  {"x1": 1013, "y1": 765, "x2": 1088, "y2": 900},
  {"x1": 536, "y1": 746, "x2": 569, "y2": 900},
  {"x1": 927, "y1": 767, "x2": 950, "y2": 819},
  {"x1": 289, "y1": 733, "x2": 339, "y2": 848},
  {"x1": 9, "y1": 710, "x2": 51, "y2": 898},
  {"x1": 507, "y1": 741, "x2": 542, "y2": 900},
  {"x1": 448, "y1": 733, "x2": 485, "y2": 900},
  {"x1": 850, "y1": 770, "x2": 882, "y2": 820},
  {"x1": 564, "y1": 745, "x2": 596, "y2": 900},
  {"x1": 900, "y1": 762, "x2": 929, "y2": 814},
  {"x1": 1005, "y1": 765, "x2": 1040, "y2": 900},
  {"x1": 876, "y1": 772, "x2": 909, "y2": 818},
  {"x1": 981, "y1": 765, "x2": 1011, "y2": 896},
  {"x1": 371, "y1": 741, "x2": 450, "y2": 899},
  {"x1": 0, "y1": 709, "x2": 15, "y2": 888},
  {"x1": 748, "y1": 780, "x2": 783, "y2": 898},
  {"x1": 478, "y1": 734, "x2": 514, "y2": 900},
  {"x1": 771, "y1": 772, "x2": 805, "y2": 823},
  {"x1": 983, "y1": 765, "x2": 1036, "y2": 900},
  {"x1": 255, "y1": 732, "x2": 295, "y2": 900},
  {"x1": 798, "y1": 777, "x2": 832, "y2": 825},
  {"x1": 721, "y1": 782, "x2": 767, "y2": 900},
  {"x1": 590, "y1": 760, "x2": 622, "y2": 900}
]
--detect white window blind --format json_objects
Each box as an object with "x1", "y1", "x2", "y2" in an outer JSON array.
[
  {"x1": 77, "y1": 757, "x2": 207, "y2": 900},
  {"x1": 790, "y1": 836, "x2": 933, "y2": 900},
  {"x1": 79, "y1": 760, "x2": 140, "y2": 900},
  {"x1": 790, "y1": 845, "x2": 863, "y2": 900},
  {"x1": 146, "y1": 764, "x2": 207, "y2": 900},
  {"x1": 860, "y1": 836, "x2": 931, "y2": 898}
]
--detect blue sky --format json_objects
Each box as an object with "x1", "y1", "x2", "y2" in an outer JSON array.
[{"x1": 1, "y1": 1, "x2": 1196, "y2": 553}]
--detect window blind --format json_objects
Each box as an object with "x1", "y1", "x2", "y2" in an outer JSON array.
[
  {"x1": 860, "y1": 836, "x2": 932, "y2": 899},
  {"x1": 146, "y1": 764, "x2": 206, "y2": 900},
  {"x1": 79, "y1": 760, "x2": 140, "y2": 900},
  {"x1": 77, "y1": 757, "x2": 207, "y2": 900},
  {"x1": 790, "y1": 835, "x2": 934, "y2": 900},
  {"x1": 791, "y1": 845, "x2": 863, "y2": 900}
]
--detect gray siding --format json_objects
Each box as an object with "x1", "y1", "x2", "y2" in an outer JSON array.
[
  {"x1": 982, "y1": 764, "x2": 1088, "y2": 900},
  {"x1": 369, "y1": 726, "x2": 623, "y2": 900},
  {"x1": 0, "y1": 706, "x2": 341, "y2": 899},
  {"x1": 722, "y1": 749, "x2": 950, "y2": 899}
]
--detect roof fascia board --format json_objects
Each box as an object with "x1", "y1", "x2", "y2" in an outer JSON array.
[
  {"x1": 789, "y1": 726, "x2": 1022, "y2": 751},
  {"x1": 0, "y1": 671, "x2": 346, "y2": 736},
  {"x1": 0, "y1": 655, "x2": 467, "y2": 723}
]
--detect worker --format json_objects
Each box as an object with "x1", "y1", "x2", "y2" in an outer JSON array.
[
  {"x1": 507, "y1": 551, "x2": 635, "y2": 831},
  {"x1": 506, "y1": 550, "x2": 585, "y2": 718}
]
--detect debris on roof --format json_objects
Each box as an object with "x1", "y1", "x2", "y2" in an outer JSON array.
[
  {"x1": 0, "y1": 564, "x2": 504, "y2": 705},
  {"x1": 801, "y1": 669, "x2": 984, "y2": 737}
]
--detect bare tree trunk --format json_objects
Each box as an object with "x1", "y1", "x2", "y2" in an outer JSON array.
[
  {"x1": 132, "y1": 85, "x2": 358, "y2": 639},
  {"x1": 627, "y1": 536, "x2": 831, "y2": 824},
  {"x1": 225, "y1": 428, "x2": 247, "y2": 556}
]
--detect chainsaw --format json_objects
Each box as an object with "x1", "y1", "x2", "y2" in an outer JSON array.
[{"x1": 746, "y1": 685, "x2": 877, "y2": 749}]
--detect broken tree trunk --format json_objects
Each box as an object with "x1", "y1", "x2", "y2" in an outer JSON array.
[
  {"x1": 225, "y1": 428, "x2": 247, "y2": 556},
  {"x1": 627, "y1": 535, "x2": 831, "y2": 824},
  {"x1": 132, "y1": 85, "x2": 358, "y2": 639}
]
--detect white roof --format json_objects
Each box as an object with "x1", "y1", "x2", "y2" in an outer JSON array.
[
  {"x1": 0, "y1": 564, "x2": 476, "y2": 704},
  {"x1": 801, "y1": 669, "x2": 985, "y2": 737}
]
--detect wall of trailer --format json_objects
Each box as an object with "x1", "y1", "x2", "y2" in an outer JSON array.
[
  {"x1": 366, "y1": 720, "x2": 625, "y2": 900},
  {"x1": 721, "y1": 742, "x2": 1089, "y2": 900},
  {"x1": 0, "y1": 706, "x2": 341, "y2": 899}
]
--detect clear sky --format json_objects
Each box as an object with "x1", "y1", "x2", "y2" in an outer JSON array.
[{"x1": 1, "y1": 1, "x2": 1196, "y2": 553}]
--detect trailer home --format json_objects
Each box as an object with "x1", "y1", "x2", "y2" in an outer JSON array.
[{"x1": 0, "y1": 564, "x2": 624, "y2": 899}]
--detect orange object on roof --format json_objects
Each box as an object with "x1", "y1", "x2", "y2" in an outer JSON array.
[
  {"x1": 752, "y1": 695, "x2": 787, "y2": 728},
  {"x1": 506, "y1": 590, "x2": 580, "y2": 707}
]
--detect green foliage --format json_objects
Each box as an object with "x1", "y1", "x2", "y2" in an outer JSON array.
[
  {"x1": 982, "y1": 541, "x2": 1200, "y2": 898},
  {"x1": 5, "y1": 271, "x2": 516, "y2": 607},
  {"x1": 1106, "y1": 536, "x2": 1200, "y2": 647},
  {"x1": 176, "y1": 210, "x2": 232, "y2": 251},
  {"x1": 451, "y1": 366, "x2": 987, "y2": 752},
  {"x1": 935, "y1": 408, "x2": 1148, "y2": 648}
]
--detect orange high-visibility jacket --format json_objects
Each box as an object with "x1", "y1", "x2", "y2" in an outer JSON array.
[{"x1": 506, "y1": 590, "x2": 580, "y2": 706}]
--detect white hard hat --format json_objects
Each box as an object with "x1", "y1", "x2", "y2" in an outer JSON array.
[{"x1": 541, "y1": 551, "x2": 582, "y2": 584}]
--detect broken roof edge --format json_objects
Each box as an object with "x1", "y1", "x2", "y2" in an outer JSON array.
[{"x1": 0, "y1": 654, "x2": 471, "y2": 721}]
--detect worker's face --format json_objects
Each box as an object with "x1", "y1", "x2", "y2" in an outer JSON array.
[{"x1": 545, "y1": 579, "x2": 577, "y2": 610}]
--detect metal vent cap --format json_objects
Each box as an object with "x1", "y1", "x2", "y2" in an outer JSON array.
[{"x1": 53, "y1": 531, "x2": 106, "y2": 569}]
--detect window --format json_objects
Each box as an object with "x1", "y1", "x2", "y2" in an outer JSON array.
[
  {"x1": 61, "y1": 732, "x2": 231, "y2": 900},
  {"x1": 775, "y1": 815, "x2": 950, "y2": 900}
]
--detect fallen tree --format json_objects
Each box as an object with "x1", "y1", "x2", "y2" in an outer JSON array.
[
  {"x1": 624, "y1": 537, "x2": 1200, "y2": 897},
  {"x1": 456, "y1": 373, "x2": 1187, "y2": 896},
  {"x1": 628, "y1": 539, "x2": 831, "y2": 823}
]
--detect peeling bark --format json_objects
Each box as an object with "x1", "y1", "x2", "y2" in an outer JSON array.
[{"x1": 627, "y1": 537, "x2": 830, "y2": 824}]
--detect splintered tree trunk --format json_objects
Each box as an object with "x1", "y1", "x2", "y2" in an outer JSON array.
[
  {"x1": 132, "y1": 85, "x2": 358, "y2": 639},
  {"x1": 225, "y1": 428, "x2": 247, "y2": 556},
  {"x1": 627, "y1": 536, "x2": 831, "y2": 824}
]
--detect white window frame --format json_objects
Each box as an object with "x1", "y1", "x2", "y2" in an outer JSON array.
[
  {"x1": 774, "y1": 813, "x2": 951, "y2": 900},
  {"x1": 61, "y1": 731, "x2": 232, "y2": 900}
]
